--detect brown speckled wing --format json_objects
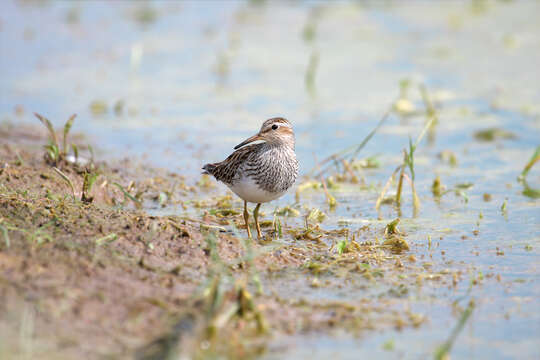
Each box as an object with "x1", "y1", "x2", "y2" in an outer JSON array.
[{"x1": 202, "y1": 144, "x2": 259, "y2": 185}]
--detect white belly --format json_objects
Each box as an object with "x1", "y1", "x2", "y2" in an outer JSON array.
[{"x1": 227, "y1": 176, "x2": 287, "y2": 203}]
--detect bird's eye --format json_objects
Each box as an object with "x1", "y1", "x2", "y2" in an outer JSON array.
[{"x1": 272, "y1": 124, "x2": 278, "y2": 130}]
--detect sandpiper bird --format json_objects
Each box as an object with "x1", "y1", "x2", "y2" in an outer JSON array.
[{"x1": 202, "y1": 117, "x2": 298, "y2": 239}]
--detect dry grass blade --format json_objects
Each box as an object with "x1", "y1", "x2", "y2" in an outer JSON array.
[
  {"x1": 420, "y1": 84, "x2": 438, "y2": 143},
  {"x1": 395, "y1": 153, "x2": 406, "y2": 205},
  {"x1": 212, "y1": 303, "x2": 239, "y2": 329},
  {"x1": 403, "y1": 173, "x2": 420, "y2": 215},
  {"x1": 375, "y1": 167, "x2": 400, "y2": 210},
  {"x1": 320, "y1": 176, "x2": 337, "y2": 209}
]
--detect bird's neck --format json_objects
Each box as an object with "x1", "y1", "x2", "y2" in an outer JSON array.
[{"x1": 264, "y1": 139, "x2": 295, "y2": 151}]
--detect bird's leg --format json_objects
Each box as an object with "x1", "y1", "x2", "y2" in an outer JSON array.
[
  {"x1": 243, "y1": 200, "x2": 252, "y2": 239},
  {"x1": 253, "y1": 203, "x2": 262, "y2": 239}
]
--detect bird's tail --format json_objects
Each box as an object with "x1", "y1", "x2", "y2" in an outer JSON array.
[{"x1": 202, "y1": 163, "x2": 216, "y2": 175}]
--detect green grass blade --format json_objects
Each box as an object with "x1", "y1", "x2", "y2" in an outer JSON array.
[
  {"x1": 34, "y1": 113, "x2": 58, "y2": 148},
  {"x1": 95, "y1": 233, "x2": 118, "y2": 246},
  {"x1": 522, "y1": 183, "x2": 540, "y2": 199},
  {"x1": 52, "y1": 167, "x2": 76, "y2": 199},
  {"x1": 350, "y1": 110, "x2": 391, "y2": 162},
  {"x1": 305, "y1": 51, "x2": 319, "y2": 97},
  {"x1": 82, "y1": 172, "x2": 99, "y2": 202},
  {"x1": 519, "y1": 145, "x2": 540, "y2": 180},
  {"x1": 71, "y1": 144, "x2": 79, "y2": 161},
  {"x1": 88, "y1": 144, "x2": 95, "y2": 162},
  {"x1": 413, "y1": 116, "x2": 436, "y2": 149},
  {"x1": 434, "y1": 300, "x2": 475, "y2": 360},
  {"x1": 313, "y1": 109, "x2": 391, "y2": 177},
  {"x1": 113, "y1": 182, "x2": 142, "y2": 209},
  {"x1": 84, "y1": 172, "x2": 98, "y2": 194},
  {"x1": 62, "y1": 114, "x2": 76, "y2": 156},
  {"x1": 407, "y1": 137, "x2": 416, "y2": 181}
]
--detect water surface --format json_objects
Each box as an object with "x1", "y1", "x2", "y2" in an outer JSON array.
[{"x1": 1, "y1": 1, "x2": 539, "y2": 358}]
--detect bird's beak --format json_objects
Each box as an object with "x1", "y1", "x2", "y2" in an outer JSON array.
[{"x1": 234, "y1": 133, "x2": 263, "y2": 150}]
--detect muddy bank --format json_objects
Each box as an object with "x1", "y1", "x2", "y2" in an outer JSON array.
[{"x1": 0, "y1": 122, "x2": 456, "y2": 359}]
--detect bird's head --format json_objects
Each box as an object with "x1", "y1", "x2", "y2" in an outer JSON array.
[{"x1": 234, "y1": 117, "x2": 295, "y2": 150}]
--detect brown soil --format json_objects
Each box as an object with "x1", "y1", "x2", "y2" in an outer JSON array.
[{"x1": 0, "y1": 123, "x2": 455, "y2": 359}]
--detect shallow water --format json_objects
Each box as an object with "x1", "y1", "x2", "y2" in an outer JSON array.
[{"x1": 1, "y1": 0, "x2": 539, "y2": 358}]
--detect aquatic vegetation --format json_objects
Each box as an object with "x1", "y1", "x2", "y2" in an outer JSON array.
[
  {"x1": 521, "y1": 183, "x2": 540, "y2": 199},
  {"x1": 438, "y1": 150, "x2": 458, "y2": 167},
  {"x1": 197, "y1": 174, "x2": 215, "y2": 189},
  {"x1": 382, "y1": 235, "x2": 409, "y2": 253},
  {"x1": 434, "y1": 300, "x2": 475, "y2": 360},
  {"x1": 375, "y1": 85, "x2": 443, "y2": 215},
  {"x1": 321, "y1": 176, "x2": 337, "y2": 209},
  {"x1": 302, "y1": 5, "x2": 322, "y2": 43},
  {"x1": 305, "y1": 51, "x2": 319, "y2": 97},
  {"x1": 302, "y1": 19, "x2": 316, "y2": 43},
  {"x1": 432, "y1": 176, "x2": 444, "y2": 197},
  {"x1": 517, "y1": 146, "x2": 540, "y2": 198},
  {"x1": 393, "y1": 79, "x2": 416, "y2": 116},
  {"x1": 473, "y1": 127, "x2": 516, "y2": 141},
  {"x1": 3, "y1": 2, "x2": 540, "y2": 358},
  {"x1": 0, "y1": 123, "x2": 501, "y2": 359},
  {"x1": 312, "y1": 110, "x2": 391, "y2": 178},
  {"x1": 306, "y1": 207, "x2": 326, "y2": 223},
  {"x1": 132, "y1": 4, "x2": 158, "y2": 26},
  {"x1": 384, "y1": 218, "x2": 401, "y2": 236},
  {"x1": 350, "y1": 156, "x2": 380, "y2": 170},
  {"x1": 383, "y1": 218, "x2": 409, "y2": 253},
  {"x1": 519, "y1": 145, "x2": 540, "y2": 180},
  {"x1": 89, "y1": 100, "x2": 107, "y2": 116},
  {"x1": 295, "y1": 180, "x2": 322, "y2": 202},
  {"x1": 271, "y1": 211, "x2": 283, "y2": 240},
  {"x1": 376, "y1": 118, "x2": 434, "y2": 214},
  {"x1": 275, "y1": 205, "x2": 300, "y2": 217},
  {"x1": 336, "y1": 239, "x2": 347, "y2": 255}
]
